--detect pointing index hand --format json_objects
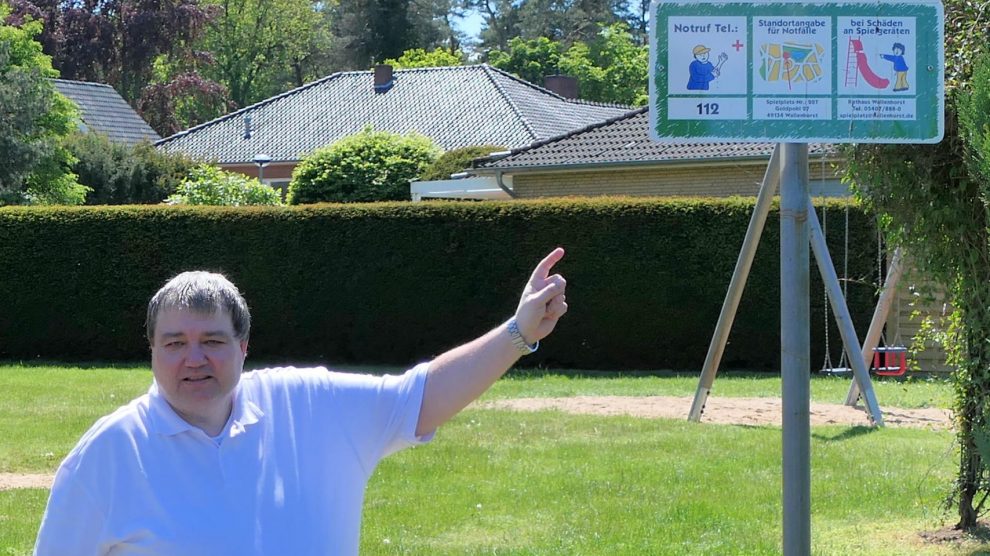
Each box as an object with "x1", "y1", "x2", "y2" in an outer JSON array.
[{"x1": 516, "y1": 247, "x2": 568, "y2": 346}]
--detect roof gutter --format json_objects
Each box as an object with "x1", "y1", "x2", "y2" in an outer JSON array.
[
  {"x1": 474, "y1": 153, "x2": 845, "y2": 175},
  {"x1": 494, "y1": 170, "x2": 517, "y2": 198}
]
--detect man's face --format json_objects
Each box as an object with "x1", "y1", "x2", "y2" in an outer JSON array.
[
  {"x1": 151, "y1": 307, "x2": 247, "y2": 428},
  {"x1": 696, "y1": 52, "x2": 709, "y2": 62}
]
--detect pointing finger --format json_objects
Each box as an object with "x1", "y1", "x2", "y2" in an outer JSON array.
[{"x1": 529, "y1": 247, "x2": 565, "y2": 284}]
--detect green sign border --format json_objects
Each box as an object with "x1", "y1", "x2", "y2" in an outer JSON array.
[{"x1": 649, "y1": 0, "x2": 944, "y2": 143}]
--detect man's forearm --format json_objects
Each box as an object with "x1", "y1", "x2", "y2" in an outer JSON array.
[
  {"x1": 416, "y1": 248, "x2": 567, "y2": 436},
  {"x1": 416, "y1": 320, "x2": 522, "y2": 437}
]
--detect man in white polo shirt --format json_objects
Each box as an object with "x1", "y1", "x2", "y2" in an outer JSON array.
[{"x1": 34, "y1": 248, "x2": 568, "y2": 555}]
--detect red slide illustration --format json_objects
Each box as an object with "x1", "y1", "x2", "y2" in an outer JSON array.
[{"x1": 850, "y1": 38, "x2": 890, "y2": 89}]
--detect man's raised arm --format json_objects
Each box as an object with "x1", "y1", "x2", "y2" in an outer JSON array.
[{"x1": 416, "y1": 248, "x2": 568, "y2": 436}]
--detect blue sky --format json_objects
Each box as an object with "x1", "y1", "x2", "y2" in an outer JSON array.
[{"x1": 453, "y1": 10, "x2": 486, "y2": 44}]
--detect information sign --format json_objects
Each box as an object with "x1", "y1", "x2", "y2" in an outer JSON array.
[{"x1": 649, "y1": 0, "x2": 944, "y2": 143}]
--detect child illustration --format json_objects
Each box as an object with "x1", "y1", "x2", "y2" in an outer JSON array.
[
  {"x1": 687, "y1": 45, "x2": 729, "y2": 90},
  {"x1": 880, "y1": 42, "x2": 909, "y2": 92}
]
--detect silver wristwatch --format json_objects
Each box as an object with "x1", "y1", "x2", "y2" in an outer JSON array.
[{"x1": 507, "y1": 317, "x2": 539, "y2": 355}]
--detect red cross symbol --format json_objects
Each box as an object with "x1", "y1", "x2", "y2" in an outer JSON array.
[{"x1": 732, "y1": 39, "x2": 745, "y2": 52}]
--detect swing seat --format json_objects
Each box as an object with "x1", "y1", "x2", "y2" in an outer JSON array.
[{"x1": 872, "y1": 346, "x2": 908, "y2": 376}]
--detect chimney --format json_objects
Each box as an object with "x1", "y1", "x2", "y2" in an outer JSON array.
[
  {"x1": 243, "y1": 113, "x2": 253, "y2": 139},
  {"x1": 374, "y1": 64, "x2": 394, "y2": 93},
  {"x1": 543, "y1": 75, "x2": 579, "y2": 99}
]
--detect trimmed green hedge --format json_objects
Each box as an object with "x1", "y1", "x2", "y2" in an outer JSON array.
[{"x1": 0, "y1": 198, "x2": 878, "y2": 370}]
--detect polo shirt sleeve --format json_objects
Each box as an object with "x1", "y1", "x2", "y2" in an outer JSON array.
[
  {"x1": 322, "y1": 362, "x2": 433, "y2": 467},
  {"x1": 34, "y1": 463, "x2": 107, "y2": 555}
]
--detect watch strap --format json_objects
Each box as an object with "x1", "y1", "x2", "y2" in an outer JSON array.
[{"x1": 507, "y1": 317, "x2": 538, "y2": 355}]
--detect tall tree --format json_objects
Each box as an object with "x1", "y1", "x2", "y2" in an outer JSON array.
[
  {"x1": 560, "y1": 23, "x2": 646, "y2": 105},
  {"x1": 626, "y1": 0, "x2": 649, "y2": 44},
  {"x1": 469, "y1": 0, "x2": 519, "y2": 51},
  {"x1": 198, "y1": 0, "x2": 333, "y2": 107},
  {"x1": 0, "y1": 6, "x2": 86, "y2": 205},
  {"x1": 488, "y1": 24, "x2": 646, "y2": 105},
  {"x1": 517, "y1": 0, "x2": 625, "y2": 44},
  {"x1": 487, "y1": 36, "x2": 564, "y2": 84},
  {"x1": 137, "y1": 70, "x2": 234, "y2": 137},
  {"x1": 329, "y1": 0, "x2": 458, "y2": 68},
  {"x1": 7, "y1": 0, "x2": 220, "y2": 136},
  {"x1": 844, "y1": 0, "x2": 990, "y2": 530},
  {"x1": 472, "y1": 0, "x2": 628, "y2": 51},
  {"x1": 8, "y1": 0, "x2": 216, "y2": 102}
]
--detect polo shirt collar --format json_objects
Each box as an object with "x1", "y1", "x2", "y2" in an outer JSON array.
[{"x1": 147, "y1": 381, "x2": 264, "y2": 438}]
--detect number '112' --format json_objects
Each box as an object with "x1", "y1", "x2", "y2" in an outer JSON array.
[{"x1": 696, "y1": 103, "x2": 720, "y2": 115}]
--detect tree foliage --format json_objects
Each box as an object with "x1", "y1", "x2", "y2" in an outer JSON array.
[
  {"x1": 196, "y1": 0, "x2": 333, "y2": 108},
  {"x1": 6, "y1": 0, "x2": 222, "y2": 136},
  {"x1": 288, "y1": 128, "x2": 440, "y2": 204},
  {"x1": 384, "y1": 47, "x2": 464, "y2": 69},
  {"x1": 328, "y1": 0, "x2": 461, "y2": 69},
  {"x1": 7, "y1": 0, "x2": 216, "y2": 101},
  {"x1": 488, "y1": 23, "x2": 646, "y2": 105},
  {"x1": 0, "y1": 7, "x2": 85, "y2": 205},
  {"x1": 559, "y1": 23, "x2": 647, "y2": 105},
  {"x1": 487, "y1": 35, "x2": 562, "y2": 84},
  {"x1": 470, "y1": 0, "x2": 637, "y2": 51},
  {"x1": 843, "y1": 0, "x2": 990, "y2": 528},
  {"x1": 168, "y1": 164, "x2": 282, "y2": 206},
  {"x1": 419, "y1": 144, "x2": 505, "y2": 181},
  {"x1": 137, "y1": 70, "x2": 234, "y2": 137},
  {"x1": 65, "y1": 133, "x2": 197, "y2": 204}
]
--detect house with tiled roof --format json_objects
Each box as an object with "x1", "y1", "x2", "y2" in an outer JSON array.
[
  {"x1": 450, "y1": 106, "x2": 846, "y2": 199},
  {"x1": 155, "y1": 64, "x2": 630, "y2": 190},
  {"x1": 52, "y1": 79, "x2": 160, "y2": 146}
]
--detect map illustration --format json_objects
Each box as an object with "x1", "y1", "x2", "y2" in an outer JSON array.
[{"x1": 758, "y1": 42, "x2": 826, "y2": 86}]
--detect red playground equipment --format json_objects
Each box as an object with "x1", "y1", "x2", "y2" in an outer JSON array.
[
  {"x1": 845, "y1": 38, "x2": 891, "y2": 90},
  {"x1": 872, "y1": 346, "x2": 908, "y2": 376}
]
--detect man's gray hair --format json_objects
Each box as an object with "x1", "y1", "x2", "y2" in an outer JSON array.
[{"x1": 146, "y1": 271, "x2": 251, "y2": 343}]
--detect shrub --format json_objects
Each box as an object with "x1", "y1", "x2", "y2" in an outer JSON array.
[
  {"x1": 168, "y1": 165, "x2": 283, "y2": 206},
  {"x1": 288, "y1": 128, "x2": 440, "y2": 204},
  {"x1": 419, "y1": 145, "x2": 507, "y2": 181},
  {"x1": 66, "y1": 133, "x2": 197, "y2": 204},
  {"x1": 0, "y1": 198, "x2": 877, "y2": 369}
]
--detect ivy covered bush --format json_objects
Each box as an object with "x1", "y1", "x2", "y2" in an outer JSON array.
[
  {"x1": 288, "y1": 127, "x2": 440, "y2": 204},
  {"x1": 419, "y1": 144, "x2": 506, "y2": 181},
  {"x1": 168, "y1": 165, "x2": 283, "y2": 206}
]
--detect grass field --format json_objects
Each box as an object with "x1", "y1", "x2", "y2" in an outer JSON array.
[{"x1": 0, "y1": 363, "x2": 982, "y2": 554}]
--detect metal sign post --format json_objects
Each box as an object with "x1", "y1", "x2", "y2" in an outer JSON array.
[{"x1": 780, "y1": 143, "x2": 811, "y2": 554}]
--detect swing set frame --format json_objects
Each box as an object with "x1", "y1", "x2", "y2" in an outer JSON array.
[{"x1": 687, "y1": 145, "x2": 908, "y2": 427}]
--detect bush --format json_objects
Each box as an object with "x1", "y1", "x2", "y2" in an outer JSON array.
[
  {"x1": 419, "y1": 145, "x2": 507, "y2": 181},
  {"x1": 168, "y1": 165, "x2": 283, "y2": 206},
  {"x1": 0, "y1": 198, "x2": 877, "y2": 369},
  {"x1": 288, "y1": 128, "x2": 440, "y2": 204},
  {"x1": 66, "y1": 133, "x2": 197, "y2": 204}
]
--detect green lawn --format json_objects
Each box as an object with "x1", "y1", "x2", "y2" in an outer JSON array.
[{"x1": 0, "y1": 363, "x2": 979, "y2": 554}]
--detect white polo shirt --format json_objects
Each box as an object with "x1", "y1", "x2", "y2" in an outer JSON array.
[{"x1": 34, "y1": 364, "x2": 433, "y2": 556}]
